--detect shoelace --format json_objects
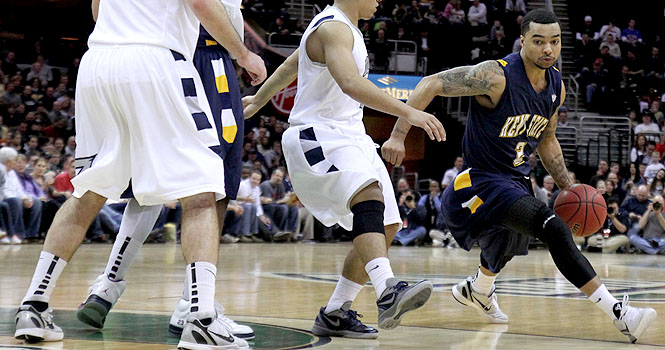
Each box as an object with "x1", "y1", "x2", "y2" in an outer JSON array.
[
  {"x1": 43, "y1": 308, "x2": 54, "y2": 324},
  {"x1": 619, "y1": 294, "x2": 630, "y2": 320},
  {"x1": 392, "y1": 281, "x2": 409, "y2": 293},
  {"x1": 219, "y1": 314, "x2": 239, "y2": 327},
  {"x1": 345, "y1": 309, "x2": 365, "y2": 327}
]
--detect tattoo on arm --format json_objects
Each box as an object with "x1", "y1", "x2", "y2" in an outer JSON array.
[
  {"x1": 540, "y1": 152, "x2": 573, "y2": 189},
  {"x1": 437, "y1": 61, "x2": 504, "y2": 97}
]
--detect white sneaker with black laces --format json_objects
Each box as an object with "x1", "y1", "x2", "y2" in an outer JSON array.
[
  {"x1": 15, "y1": 304, "x2": 63, "y2": 343},
  {"x1": 170, "y1": 299, "x2": 255, "y2": 340},
  {"x1": 177, "y1": 316, "x2": 249, "y2": 350},
  {"x1": 452, "y1": 277, "x2": 508, "y2": 324},
  {"x1": 613, "y1": 294, "x2": 657, "y2": 343}
]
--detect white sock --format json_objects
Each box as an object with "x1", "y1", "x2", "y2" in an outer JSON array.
[
  {"x1": 22, "y1": 251, "x2": 67, "y2": 304},
  {"x1": 105, "y1": 201, "x2": 162, "y2": 281},
  {"x1": 589, "y1": 284, "x2": 621, "y2": 319},
  {"x1": 365, "y1": 257, "x2": 394, "y2": 297},
  {"x1": 471, "y1": 266, "x2": 496, "y2": 295},
  {"x1": 324, "y1": 276, "x2": 363, "y2": 313},
  {"x1": 188, "y1": 262, "x2": 217, "y2": 320}
]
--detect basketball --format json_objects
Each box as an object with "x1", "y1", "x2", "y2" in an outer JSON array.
[{"x1": 553, "y1": 184, "x2": 607, "y2": 237}]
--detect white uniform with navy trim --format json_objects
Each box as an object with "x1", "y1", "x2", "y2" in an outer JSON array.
[
  {"x1": 282, "y1": 6, "x2": 400, "y2": 231},
  {"x1": 73, "y1": 0, "x2": 224, "y2": 205}
]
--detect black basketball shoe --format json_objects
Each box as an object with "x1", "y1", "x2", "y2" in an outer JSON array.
[{"x1": 312, "y1": 301, "x2": 379, "y2": 339}]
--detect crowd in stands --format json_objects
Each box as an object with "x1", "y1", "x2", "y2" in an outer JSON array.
[
  {"x1": 574, "y1": 15, "x2": 665, "y2": 117},
  {"x1": 247, "y1": 0, "x2": 528, "y2": 74}
]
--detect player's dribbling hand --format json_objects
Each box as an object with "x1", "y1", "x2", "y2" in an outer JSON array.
[
  {"x1": 237, "y1": 51, "x2": 267, "y2": 86},
  {"x1": 405, "y1": 109, "x2": 446, "y2": 142},
  {"x1": 242, "y1": 95, "x2": 261, "y2": 119},
  {"x1": 381, "y1": 137, "x2": 406, "y2": 166}
]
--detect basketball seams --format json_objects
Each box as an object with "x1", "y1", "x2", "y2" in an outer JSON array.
[
  {"x1": 554, "y1": 185, "x2": 607, "y2": 237},
  {"x1": 554, "y1": 188, "x2": 582, "y2": 224},
  {"x1": 581, "y1": 185, "x2": 589, "y2": 236}
]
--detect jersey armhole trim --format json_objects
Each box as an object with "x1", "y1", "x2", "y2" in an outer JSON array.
[{"x1": 303, "y1": 18, "x2": 355, "y2": 68}]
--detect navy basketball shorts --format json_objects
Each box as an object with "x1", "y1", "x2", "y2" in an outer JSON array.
[
  {"x1": 441, "y1": 168, "x2": 533, "y2": 273},
  {"x1": 192, "y1": 42, "x2": 244, "y2": 200}
]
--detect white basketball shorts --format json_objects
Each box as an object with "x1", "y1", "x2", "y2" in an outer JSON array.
[
  {"x1": 72, "y1": 45, "x2": 225, "y2": 205},
  {"x1": 282, "y1": 124, "x2": 401, "y2": 231}
]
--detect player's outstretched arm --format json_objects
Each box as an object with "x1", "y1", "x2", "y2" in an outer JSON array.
[
  {"x1": 316, "y1": 22, "x2": 444, "y2": 142},
  {"x1": 242, "y1": 49, "x2": 299, "y2": 119},
  {"x1": 187, "y1": 0, "x2": 266, "y2": 85},
  {"x1": 536, "y1": 82, "x2": 572, "y2": 190}
]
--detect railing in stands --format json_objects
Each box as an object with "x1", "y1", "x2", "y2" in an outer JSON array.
[
  {"x1": 577, "y1": 116, "x2": 632, "y2": 167},
  {"x1": 566, "y1": 74, "x2": 580, "y2": 117},
  {"x1": 285, "y1": 0, "x2": 319, "y2": 27}
]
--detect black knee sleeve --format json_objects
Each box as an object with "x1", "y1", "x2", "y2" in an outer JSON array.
[
  {"x1": 351, "y1": 200, "x2": 385, "y2": 239},
  {"x1": 501, "y1": 196, "x2": 597, "y2": 288}
]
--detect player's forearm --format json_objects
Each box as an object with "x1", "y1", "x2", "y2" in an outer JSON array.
[
  {"x1": 253, "y1": 50, "x2": 298, "y2": 104},
  {"x1": 91, "y1": 0, "x2": 100, "y2": 21},
  {"x1": 340, "y1": 76, "x2": 412, "y2": 121},
  {"x1": 537, "y1": 139, "x2": 573, "y2": 190},
  {"x1": 188, "y1": 0, "x2": 249, "y2": 61},
  {"x1": 391, "y1": 75, "x2": 441, "y2": 140}
]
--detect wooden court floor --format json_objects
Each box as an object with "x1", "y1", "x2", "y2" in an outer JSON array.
[{"x1": 1, "y1": 243, "x2": 664, "y2": 349}]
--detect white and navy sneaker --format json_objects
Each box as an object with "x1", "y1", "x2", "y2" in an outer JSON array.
[
  {"x1": 376, "y1": 278, "x2": 433, "y2": 330},
  {"x1": 613, "y1": 294, "x2": 657, "y2": 343},
  {"x1": 76, "y1": 274, "x2": 126, "y2": 328},
  {"x1": 177, "y1": 316, "x2": 249, "y2": 350},
  {"x1": 170, "y1": 299, "x2": 255, "y2": 340},
  {"x1": 312, "y1": 301, "x2": 379, "y2": 339},
  {"x1": 15, "y1": 304, "x2": 63, "y2": 343},
  {"x1": 452, "y1": 277, "x2": 508, "y2": 324}
]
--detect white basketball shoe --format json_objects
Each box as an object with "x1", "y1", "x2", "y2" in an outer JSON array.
[
  {"x1": 613, "y1": 294, "x2": 657, "y2": 343},
  {"x1": 452, "y1": 277, "x2": 508, "y2": 324},
  {"x1": 170, "y1": 299, "x2": 255, "y2": 340}
]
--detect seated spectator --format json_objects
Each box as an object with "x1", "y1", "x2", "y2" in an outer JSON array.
[
  {"x1": 642, "y1": 142, "x2": 656, "y2": 165},
  {"x1": 589, "y1": 159, "x2": 609, "y2": 186},
  {"x1": 628, "y1": 195, "x2": 665, "y2": 254},
  {"x1": 631, "y1": 134, "x2": 647, "y2": 163},
  {"x1": 583, "y1": 58, "x2": 609, "y2": 109},
  {"x1": 575, "y1": 15, "x2": 599, "y2": 41},
  {"x1": 487, "y1": 30, "x2": 510, "y2": 59},
  {"x1": 600, "y1": 34, "x2": 621, "y2": 59},
  {"x1": 393, "y1": 189, "x2": 427, "y2": 246},
  {"x1": 623, "y1": 162, "x2": 646, "y2": 192},
  {"x1": 233, "y1": 170, "x2": 268, "y2": 243},
  {"x1": 607, "y1": 172, "x2": 626, "y2": 203},
  {"x1": 396, "y1": 177, "x2": 420, "y2": 203},
  {"x1": 587, "y1": 198, "x2": 630, "y2": 253},
  {"x1": 604, "y1": 179, "x2": 621, "y2": 204},
  {"x1": 644, "y1": 151, "x2": 665, "y2": 181},
  {"x1": 557, "y1": 108, "x2": 570, "y2": 127},
  {"x1": 599, "y1": 19, "x2": 621, "y2": 43},
  {"x1": 418, "y1": 180, "x2": 443, "y2": 233},
  {"x1": 260, "y1": 168, "x2": 298, "y2": 241},
  {"x1": 646, "y1": 48, "x2": 664, "y2": 86},
  {"x1": 634, "y1": 111, "x2": 660, "y2": 138},
  {"x1": 532, "y1": 176, "x2": 548, "y2": 205},
  {"x1": 371, "y1": 29, "x2": 391, "y2": 72},
  {"x1": 620, "y1": 184, "x2": 650, "y2": 223},
  {"x1": 649, "y1": 169, "x2": 665, "y2": 197},
  {"x1": 3, "y1": 151, "x2": 42, "y2": 244},
  {"x1": 441, "y1": 156, "x2": 463, "y2": 190},
  {"x1": 621, "y1": 19, "x2": 643, "y2": 46},
  {"x1": 543, "y1": 175, "x2": 555, "y2": 201},
  {"x1": 64, "y1": 136, "x2": 76, "y2": 157},
  {"x1": 448, "y1": 0, "x2": 465, "y2": 25}
]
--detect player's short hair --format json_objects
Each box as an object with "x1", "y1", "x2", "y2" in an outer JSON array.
[{"x1": 521, "y1": 9, "x2": 560, "y2": 35}]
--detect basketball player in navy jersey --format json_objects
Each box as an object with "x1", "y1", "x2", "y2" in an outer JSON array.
[{"x1": 383, "y1": 9, "x2": 656, "y2": 343}]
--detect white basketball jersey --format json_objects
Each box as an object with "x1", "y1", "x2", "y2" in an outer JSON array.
[
  {"x1": 88, "y1": 0, "x2": 200, "y2": 60},
  {"x1": 222, "y1": 0, "x2": 244, "y2": 41},
  {"x1": 289, "y1": 6, "x2": 370, "y2": 135}
]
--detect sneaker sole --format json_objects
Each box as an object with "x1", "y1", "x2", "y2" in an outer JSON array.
[
  {"x1": 311, "y1": 324, "x2": 379, "y2": 339},
  {"x1": 177, "y1": 340, "x2": 249, "y2": 350},
  {"x1": 76, "y1": 300, "x2": 109, "y2": 328},
  {"x1": 451, "y1": 284, "x2": 508, "y2": 324},
  {"x1": 630, "y1": 308, "x2": 657, "y2": 343},
  {"x1": 378, "y1": 281, "x2": 433, "y2": 330},
  {"x1": 15, "y1": 328, "x2": 63, "y2": 343}
]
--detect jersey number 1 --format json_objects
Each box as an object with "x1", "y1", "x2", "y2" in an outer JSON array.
[{"x1": 513, "y1": 142, "x2": 527, "y2": 167}]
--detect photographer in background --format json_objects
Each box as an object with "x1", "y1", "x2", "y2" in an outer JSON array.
[
  {"x1": 628, "y1": 195, "x2": 665, "y2": 254},
  {"x1": 393, "y1": 190, "x2": 427, "y2": 246},
  {"x1": 587, "y1": 198, "x2": 630, "y2": 253}
]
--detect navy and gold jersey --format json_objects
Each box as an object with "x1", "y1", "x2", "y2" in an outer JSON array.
[{"x1": 462, "y1": 52, "x2": 562, "y2": 178}]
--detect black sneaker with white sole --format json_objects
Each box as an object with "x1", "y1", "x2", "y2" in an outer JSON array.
[{"x1": 311, "y1": 301, "x2": 379, "y2": 339}]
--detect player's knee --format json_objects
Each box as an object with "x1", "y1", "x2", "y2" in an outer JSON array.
[
  {"x1": 531, "y1": 203, "x2": 568, "y2": 242},
  {"x1": 350, "y1": 182, "x2": 383, "y2": 208},
  {"x1": 351, "y1": 200, "x2": 385, "y2": 239}
]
